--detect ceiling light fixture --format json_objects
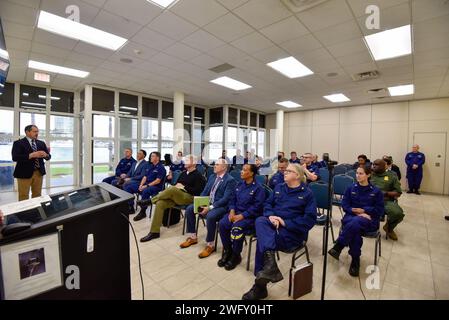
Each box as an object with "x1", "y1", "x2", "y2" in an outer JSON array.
[
  {"x1": 210, "y1": 76, "x2": 252, "y2": 91},
  {"x1": 388, "y1": 84, "x2": 414, "y2": 96},
  {"x1": 364, "y1": 25, "x2": 412, "y2": 61},
  {"x1": 267, "y1": 56, "x2": 313, "y2": 78},
  {"x1": 323, "y1": 93, "x2": 351, "y2": 103},
  {"x1": 146, "y1": 0, "x2": 179, "y2": 9},
  {"x1": 38, "y1": 95, "x2": 61, "y2": 101},
  {"x1": 29, "y1": 60, "x2": 89, "y2": 78},
  {"x1": 276, "y1": 101, "x2": 302, "y2": 108},
  {"x1": 0, "y1": 48, "x2": 9, "y2": 60},
  {"x1": 37, "y1": 10, "x2": 128, "y2": 51}
]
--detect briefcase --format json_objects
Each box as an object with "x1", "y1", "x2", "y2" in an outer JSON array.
[{"x1": 291, "y1": 262, "x2": 313, "y2": 299}]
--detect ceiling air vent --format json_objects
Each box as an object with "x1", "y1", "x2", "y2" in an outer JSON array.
[
  {"x1": 367, "y1": 88, "x2": 388, "y2": 95},
  {"x1": 351, "y1": 70, "x2": 380, "y2": 82},
  {"x1": 209, "y1": 63, "x2": 235, "y2": 74},
  {"x1": 280, "y1": 0, "x2": 330, "y2": 13}
]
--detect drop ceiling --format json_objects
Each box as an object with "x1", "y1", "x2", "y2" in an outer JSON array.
[{"x1": 1, "y1": 0, "x2": 449, "y2": 112}]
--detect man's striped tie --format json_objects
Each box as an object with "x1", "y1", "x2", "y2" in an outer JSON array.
[{"x1": 31, "y1": 139, "x2": 40, "y2": 169}]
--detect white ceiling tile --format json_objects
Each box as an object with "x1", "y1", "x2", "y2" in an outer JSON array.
[
  {"x1": 2, "y1": 20, "x2": 35, "y2": 40},
  {"x1": 170, "y1": 0, "x2": 228, "y2": 27},
  {"x1": 5, "y1": 0, "x2": 40, "y2": 9},
  {"x1": 163, "y1": 43, "x2": 202, "y2": 61},
  {"x1": 251, "y1": 46, "x2": 289, "y2": 64},
  {"x1": 182, "y1": 30, "x2": 225, "y2": 52},
  {"x1": 313, "y1": 20, "x2": 362, "y2": 46},
  {"x1": 91, "y1": 10, "x2": 143, "y2": 39},
  {"x1": 4, "y1": 36, "x2": 32, "y2": 52},
  {"x1": 414, "y1": 15, "x2": 449, "y2": 51},
  {"x1": 342, "y1": 62, "x2": 381, "y2": 75},
  {"x1": 66, "y1": 51, "x2": 105, "y2": 67},
  {"x1": 31, "y1": 42, "x2": 71, "y2": 60},
  {"x1": 216, "y1": 0, "x2": 249, "y2": 11},
  {"x1": 6, "y1": 67, "x2": 27, "y2": 82},
  {"x1": 203, "y1": 13, "x2": 253, "y2": 42},
  {"x1": 346, "y1": 0, "x2": 408, "y2": 17},
  {"x1": 6, "y1": 49, "x2": 30, "y2": 65},
  {"x1": 259, "y1": 16, "x2": 308, "y2": 45},
  {"x1": 28, "y1": 51, "x2": 66, "y2": 66},
  {"x1": 103, "y1": 0, "x2": 162, "y2": 25},
  {"x1": 80, "y1": 0, "x2": 107, "y2": 7},
  {"x1": 231, "y1": 32, "x2": 273, "y2": 55},
  {"x1": 139, "y1": 61, "x2": 170, "y2": 74},
  {"x1": 189, "y1": 54, "x2": 224, "y2": 69},
  {"x1": 296, "y1": 0, "x2": 353, "y2": 31},
  {"x1": 147, "y1": 11, "x2": 198, "y2": 41},
  {"x1": 327, "y1": 38, "x2": 367, "y2": 58},
  {"x1": 414, "y1": 64, "x2": 448, "y2": 78},
  {"x1": 117, "y1": 41, "x2": 159, "y2": 61},
  {"x1": 150, "y1": 52, "x2": 185, "y2": 68},
  {"x1": 280, "y1": 33, "x2": 322, "y2": 56},
  {"x1": 336, "y1": 51, "x2": 373, "y2": 66},
  {"x1": 412, "y1": 0, "x2": 449, "y2": 23},
  {"x1": 0, "y1": 1, "x2": 38, "y2": 27},
  {"x1": 73, "y1": 41, "x2": 115, "y2": 59},
  {"x1": 40, "y1": 0, "x2": 101, "y2": 25},
  {"x1": 233, "y1": 0, "x2": 292, "y2": 29},
  {"x1": 131, "y1": 27, "x2": 176, "y2": 50},
  {"x1": 33, "y1": 29, "x2": 79, "y2": 50}
]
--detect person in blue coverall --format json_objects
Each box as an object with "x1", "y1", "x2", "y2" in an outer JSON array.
[
  {"x1": 133, "y1": 151, "x2": 166, "y2": 221},
  {"x1": 302, "y1": 153, "x2": 320, "y2": 183},
  {"x1": 103, "y1": 148, "x2": 136, "y2": 185},
  {"x1": 405, "y1": 144, "x2": 425, "y2": 194},
  {"x1": 123, "y1": 150, "x2": 150, "y2": 212},
  {"x1": 180, "y1": 159, "x2": 237, "y2": 259},
  {"x1": 242, "y1": 163, "x2": 317, "y2": 300},
  {"x1": 289, "y1": 151, "x2": 300, "y2": 164},
  {"x1": 218, "y1": 164, "x2": 265, "y2": 271},
  {"x1": 328, "y1": 166, "x2": 384, "y2": 277},
  {"x1": 268, "y1": 158, "x2": 288, "y2": 190}
]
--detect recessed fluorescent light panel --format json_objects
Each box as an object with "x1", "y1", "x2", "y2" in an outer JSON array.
[
  {"x1": 323, "y1": 94, "x2": 350, "y2": 103},
  {"x1": 388, "y1": 84, "x2": 414, "y2": 96},
  {"x1": 0, "y1": 48, "x2": 9, "y2": 60},
  {"x1": 29, "y1": 60, "x2": 89, "y2": 78},
  {"x1": 364, "y1": 25, "x2": 412, "y2": 61},
  {"x1": 267, "y1": 56, "x2": 313, "y2": 78},
  {"x1": 210, "y1": 76, "x2": 252, "y2": 91},
  {"x1": 37, "y1": 10, "x2": 128, "y2": 51},
  {"x1": 146, "y1": 0, "x2": 179, "y2": 8},
  {"x1": 277, "y1": 101, "x2": 302, "y2": 108}
]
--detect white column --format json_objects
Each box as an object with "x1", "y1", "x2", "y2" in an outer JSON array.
[
  {"x1": 276, "y1": 109, "x2": 284, "y2": 152},
  {"x1": 173, "y1": 91, "x2": 184, "y2": 154},
  {"x1": 83, "y1": 85, "x2": 93, "y2": 186}
]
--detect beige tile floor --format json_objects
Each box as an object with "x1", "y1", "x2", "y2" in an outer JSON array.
[
  {"x1": 2, "y1": 189, "x2": 449, "y2": 300},
  {"x1": 128, "y1": 192, "x2": 449, "y2": 300}
]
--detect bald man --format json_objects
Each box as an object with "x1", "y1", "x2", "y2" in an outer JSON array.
[{"x1": 405, "y1": 145, "x2": 425, "y2": 195}]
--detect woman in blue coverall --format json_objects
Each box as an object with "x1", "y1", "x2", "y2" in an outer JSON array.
[
  {"x1": 218, "y1": 164, "x2": 265, "y2": 271},
  {"x1": 242, "y1": 163, "x2": 317, "y2": 300},
  {"x1": 328, "y1": 166, "x2": 384, "y2": 277}
]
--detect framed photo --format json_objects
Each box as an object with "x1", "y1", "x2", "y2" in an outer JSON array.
[{"x1": 0, "y1": 232, "x2": 63, "y2": 300}]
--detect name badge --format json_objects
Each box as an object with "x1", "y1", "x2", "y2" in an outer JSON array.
[
  {"x1": 298, "y1": 196, "x2": 304, "y2": 199},
  {"x1": 384, "y1": 176, "x2": 389, "y2": 181}
]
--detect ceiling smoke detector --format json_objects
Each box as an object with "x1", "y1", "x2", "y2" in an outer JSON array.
[
  {"x1": 280, "y1": 0, "x2": 330, "y2": 13},
  {"x1": 351, "y1": 70, "x2": 380, "y2": 82}
]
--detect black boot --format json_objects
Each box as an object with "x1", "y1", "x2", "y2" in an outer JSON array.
[
  {"x1": 133, "y1": 208, "x2": 147, "y2": 221},
  {"x1": 217, "y1": 246, "x2": 232, "y2": 268},
  {"x1": 242, "y1": 283, "x2": 268, "y2": 300},
  {"x1": 255, "y1": 251, "x2": 283, "y2": 284},
  {"x1": 137, "y1": 198, "x2": 152, "y2": 206},
  {"x1": 349, "y1": 257, "x2": 360, "y2": 277},
  {"x1": 328, "y1": 242, "x2": 344, "y2": 261},
  {"x1": 128, "y1": 204, "x2": 136, "y2": 215},
  {"x1": 224, "y1": 253, "x2": 242, "y2": 271}
]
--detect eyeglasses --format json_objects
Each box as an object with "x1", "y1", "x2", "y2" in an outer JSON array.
[{"x1": 284, "y1": 169, "x2": 296, "y2": 174}]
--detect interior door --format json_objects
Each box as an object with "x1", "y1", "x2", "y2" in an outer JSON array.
[{"x1": 413, "y1": 132, "x2": 446, "y2": 194}]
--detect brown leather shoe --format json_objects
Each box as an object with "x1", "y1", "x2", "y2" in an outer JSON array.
[
  {"x1": 198, "y1": 245, "x2": 215, "y2": 259},
  {"x1": 387, "y1": 230, "x2": 398, "y2": 241},
  {"x1": 180, "y1": 237, "x2": 198, "y2": 249}
]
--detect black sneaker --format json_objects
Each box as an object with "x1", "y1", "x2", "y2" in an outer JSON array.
[
  {"x1": 328, "y1": 243, "x2": 343, "y2": 261},
  {"x1": 415, "y1": 190, "x2": 421, "y2": 195},
  {"x1": 406, "y1": 190, "x2": 413, "y2": 194},
  {"x1": 349, "y1": 258, "x2": 360, "y2": 277},
  {"x1": 242, "y1": 284, "x2": 268, "y2": 300},
  {"x1": 445, "y1": 216, "x2": 449, "y2": 221},
  {"x1": 316, "y1": 214, "x2": 327, "y2": 225},
  {"x1": 133, "y1": 210, "x2": 147, "y2": 221}
]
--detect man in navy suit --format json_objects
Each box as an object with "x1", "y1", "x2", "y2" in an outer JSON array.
[
  {"x1": 180, "y1": 158, "x2": 236, "y2": 258},
  {"x1": 12, "y1": 125, "x2": 51, "y2": 201},
  {"x1": 122, "y1": 149, "x2": 150, "y2": 210}
]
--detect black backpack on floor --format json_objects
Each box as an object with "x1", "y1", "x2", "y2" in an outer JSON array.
[{"x1": 162, "y1": 207, "x2": 181, "y2": 227}]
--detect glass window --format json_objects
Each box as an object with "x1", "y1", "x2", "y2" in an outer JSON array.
[
  {"x1": 209, "y1": 126, "x2": 223, "y2": 142},
  {"x1": 119, "y1": 93, "x2": 138, "y2": 117},
  {"x1": 142, "y1": 141, "x2": 158, "y2": 154},
  {"x1": 0, "y1": 82, "x2": 14, "y2": 107},
  {"x1": 258, "y1": 130, "x2": 265, "y2": 158},
  {"x1": 119, "y1": 141, "x2": 137, "y2": 157},
  {"x1": 0, "y1": 164, "x2": 14, "y2": 191},
  {"x1": 183, "y1": 142, "x2": 191, "y2": 155},
  {"x1": 209, "y1": 107, "x2": 223, "y2": 125},
  {"x1": 161, "y1": 121, "x2": 173, "y2": 140},
  {"x1": 228, "y1": 107, "x2": 238, "y2": 124},
  {"x1": 50, "y1": 164, "x2": 74, "y2": 187},
  {"x1": 0, "y1": 109, "x2": 13, "y2": 162},
  {"x1": 142, "y1": 97, "x2": 158, "y2": 118},
  {"x1": 184, "y1": 124, "x2": 191, "y2": 141},
  {"x1": 208, "y1": 143, "x2": 222, "y2": 162},
  {"x1": 162, "y1": 101, "x2": 173, "y2": 120},
  {"x1": 50, "y1": 115, "x2": 74, "y2": 138},
  {"x1": 20, "y1": 85, "x2": 47, "y2": 111},
  {"x1": 161, "y1": 141, "x2": 173, "y2": 157},
  {"x1": 194, "y1": 107, "x2": 205, "y2": 125},
  {"x1": 249, "y1": 129, "x2": 257, "y2": 155},
  {"x1": 208, "y1": 126, "x2": 223, "y2": 162},
  {"x1": 20, "y1": 112, "x2": 46, "y2": 138},
  {"x1": 193, "y1": 143, "x2": 205, "y2": 159},
  {"x1": 93, "y1": 140, "x2": 114, "y2": 163},
  {"x1": 93, "y1": 165, "x2": 114, "y2": 184},
  {"x1": 250, "y1": 112, "x2": 257, "y2": 127},
  {"x1": 92, "y1": 88, "x2": 114, "y2": 113},
  {"x1": 119, "y1": 118, "x2": 137, "y2": 139},
  {"x1": 184, "y1": 105, "x2": 192, "y2": 122},
  {"x1": 142, "y1": 119, "x2": 158, "y2": 140},
  {"x1": 50, "y1": 140, "x2": 74, "y2": 162},
  {"x1": 259, "y1": 114, "x2": 266, "y2": 129},
  {"x1": 80, "y1": 89, "x2": 85, "y2": 112},
  {"x1": 50, "y1": 89, "x2": 74, "y2": 113},
  {"x1": 193, "y1": 125, "x2": 204, "y2": 142},
  {"x1": 240, "y1": 110, "x2": 248, "y2": 126},
  {"x1": 93, "y1": 115, "x2": 115, "y2": 138},
  {"x1": 226, "y1": 126, "x2": 237, "y2": 159},
  {"x1": 238, "y1": 128, "x2": 248, "y2": 153}
]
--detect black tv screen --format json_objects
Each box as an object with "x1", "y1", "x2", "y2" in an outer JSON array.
[{"x1": 0, "y1": 18, "x2": 10, "y2": 94}]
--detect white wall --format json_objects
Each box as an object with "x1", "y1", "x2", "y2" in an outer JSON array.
[{"x1": 268, "y1": 98, "x2": 449, "y2": 194}]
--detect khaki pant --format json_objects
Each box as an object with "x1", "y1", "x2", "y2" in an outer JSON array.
[
  {"x1": 150, "y1": 187, "x2": 193, "y2": 233},
  {"x1": 17, "y1": 170, "x2": 43, "y2": 201}
]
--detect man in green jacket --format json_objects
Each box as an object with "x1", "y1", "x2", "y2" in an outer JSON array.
[{"x1": 371, "y1": 159, "x2": 404, "y2": 241}]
